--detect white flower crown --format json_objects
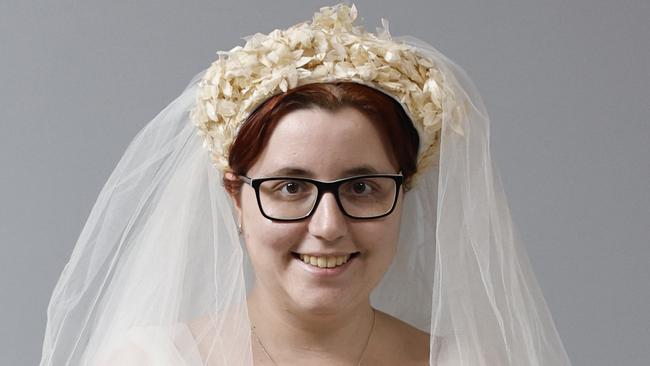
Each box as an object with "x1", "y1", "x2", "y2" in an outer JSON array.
[{"x1": 190, "y1": 3, "x2": 465, "y2": 188}]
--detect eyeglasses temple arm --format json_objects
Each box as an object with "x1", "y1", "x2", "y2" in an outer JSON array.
[{"x1": 237, "y1": 175, "x2": 253, "y2": 185}]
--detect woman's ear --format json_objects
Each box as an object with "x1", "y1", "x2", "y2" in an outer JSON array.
[{"x1": 223, "y1": 170, "x2": 243, "y2": 219}]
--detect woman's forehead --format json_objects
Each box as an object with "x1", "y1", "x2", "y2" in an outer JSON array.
[{"x1": 250, "y1": 108, "x2": 398, "y2": 177}]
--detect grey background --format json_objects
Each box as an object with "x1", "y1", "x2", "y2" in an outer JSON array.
[{"x1": 1, "y1": 1, "x2": 648, "y2": 365}]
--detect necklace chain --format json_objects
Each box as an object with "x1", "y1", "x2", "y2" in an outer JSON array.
[{"x1": 251, "y1": 308, "x2": 377, "y2": 366}]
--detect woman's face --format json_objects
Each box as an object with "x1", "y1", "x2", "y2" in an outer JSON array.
[{"x1": 231, "y1": 106, "x2": 404, "y2": 315}]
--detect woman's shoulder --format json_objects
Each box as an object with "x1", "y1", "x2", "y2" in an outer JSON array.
[
  {"x1": 183, "y1": 308, "x2": 254, "y2": 364},
  {"x1": 94, "y1": 323, "x2": 202, "y2": 366},
  {"x1": 374, "y1": 312, "x2": 461, "y2": 366},
  {"x1": 371, "y1": 310, "x2": 432, "y2": 365}
]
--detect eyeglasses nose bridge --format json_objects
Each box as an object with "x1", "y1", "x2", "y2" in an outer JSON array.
[{"x1": 309, "y1": 180, "x2": 346, "y2": 218}]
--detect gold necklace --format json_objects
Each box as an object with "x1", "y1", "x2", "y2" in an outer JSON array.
[{"x1": 251, "y1": 308, "x2": 377, "y2": 366}]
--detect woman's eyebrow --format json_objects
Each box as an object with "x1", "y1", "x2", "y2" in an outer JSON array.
[
  {"x1": 266, "y1": 165, "x2": 380, "y2": 178},
  {"x1": 341, "y1": 166, "x2": 381, "y2": 176}
]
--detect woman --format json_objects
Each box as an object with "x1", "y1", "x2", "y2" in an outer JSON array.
[
  {"x1": 224, "y1": 82, "x2": 429, "y2": 365},
  {"x1": 40, "y1": 4, "x2": 572, "y2": 366}
]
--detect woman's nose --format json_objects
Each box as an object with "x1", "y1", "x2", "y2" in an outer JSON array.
[{"x1": 308, "y1": 191, "x2": 348, "y2": 242}]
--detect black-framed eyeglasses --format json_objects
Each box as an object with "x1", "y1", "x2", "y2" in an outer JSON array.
[{"x1": 237, "y1": 172, "x2": 404, "y2": 221}]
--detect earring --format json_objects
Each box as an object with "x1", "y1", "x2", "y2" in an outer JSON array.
[{"x1": 237, "y1": 221, "x2": 243, "y2": 234}]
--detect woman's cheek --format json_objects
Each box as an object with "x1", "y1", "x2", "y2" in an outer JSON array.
[
  {"x1": 257, "y1": 225, "x2": 302, "y2": 255},
  {"x1": 358, "y1": 222, "x2": 397, "y2": 249}
]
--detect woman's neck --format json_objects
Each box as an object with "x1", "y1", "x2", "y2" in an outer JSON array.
[{"x1": 246, "y1": 286, "x2": 376, "y2": 364}]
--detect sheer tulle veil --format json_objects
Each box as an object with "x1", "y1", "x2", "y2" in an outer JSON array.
[{"x1": 40, "y1": 4, "x2": 572, "y2": 366}]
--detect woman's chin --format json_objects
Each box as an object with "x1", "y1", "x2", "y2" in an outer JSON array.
[
  {"x1": 285, "y1": 279, "x2": 376, "y2": 317},
  {"x1": 290, "y1": 295, "x2": 352, "y2": 316},
  {"x1": 286, "y1": 283, "x2": 358, "y2": 314}
]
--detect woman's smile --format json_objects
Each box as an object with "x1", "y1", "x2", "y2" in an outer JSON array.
[{"x1": 290, "y1": 251, "x2": 362, "y2": 278}]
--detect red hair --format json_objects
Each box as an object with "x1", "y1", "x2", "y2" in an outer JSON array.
[{"x1": 223, "y1": 82, "x2": 420, "y2": 194}]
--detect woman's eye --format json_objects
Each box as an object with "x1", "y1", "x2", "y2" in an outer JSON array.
[
  {"x1": 350, "y1": 181, "x2": 373, "y2": 195},
  {"x1": 279, "y1": 181, "x2": 305, "y2": 195}
]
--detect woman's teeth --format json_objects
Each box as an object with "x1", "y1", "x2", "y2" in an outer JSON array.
[{"x1": 299, "y1": 254, "x2": 351, "y2": 268}]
